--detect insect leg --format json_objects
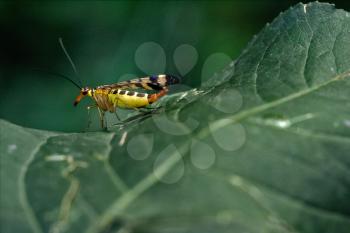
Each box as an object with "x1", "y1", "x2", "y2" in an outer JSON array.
[
  {"x1": 142, "y1": 106, "x2": 158, "y2": 110},
  {"x1": 97, "y1": 107, "x2": 107, "y2": 130},
  {"x1": 132, "y1": 107, "x2": 147, "y2": 113},
  {"x1": 114, "y1": 112, "x2": 121, "y2": 121},
  {"x1": 113, "y1": 99, "x2": 122, "y2": 121},
  {"x1": 113, "y1": 110, "x2": 155, "y2": 127}
]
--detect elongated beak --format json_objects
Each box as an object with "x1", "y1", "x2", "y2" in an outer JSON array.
[{"x1": 74, "y1": 93, "x2": 85, "y2": 106}]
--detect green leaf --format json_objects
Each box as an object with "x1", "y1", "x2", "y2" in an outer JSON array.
[{"x1": 1, "y1": 2, "x2": 350, "y2": 233}]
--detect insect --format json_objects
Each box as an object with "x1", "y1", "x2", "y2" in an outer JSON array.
[{"x1": 56, "y1": 38, "x2": 180, "y2": 129}]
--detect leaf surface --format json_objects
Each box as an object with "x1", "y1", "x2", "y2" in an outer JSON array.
[{"x1": 1, "y1": 2, "x2": 350, "y2": 233}]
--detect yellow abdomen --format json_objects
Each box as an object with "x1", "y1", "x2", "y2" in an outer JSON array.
[{"x1": 108, "y1": 90, "x2": 149, "y2": 109}]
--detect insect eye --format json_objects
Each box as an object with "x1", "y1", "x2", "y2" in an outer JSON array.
[{"x1": 82, "y1": 91, "x2": 88, "y2": 95}]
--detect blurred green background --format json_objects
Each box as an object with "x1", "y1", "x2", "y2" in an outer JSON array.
[{"x1": 1, "y1": 0, "x2": 349, "y2": 132}]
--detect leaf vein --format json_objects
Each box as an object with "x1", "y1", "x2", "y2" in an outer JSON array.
[
  {"x1": 301, "y1": 9, "x2": 314, "y2": 88},
  {"x1": 18, "y1": 135, "x2": 51, "y2": 233},
  {"x1": 104, "y1": 133, "x2": 129, "y2": 193}
]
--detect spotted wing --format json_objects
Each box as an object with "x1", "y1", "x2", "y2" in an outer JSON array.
[{"x1": 98, "y1": 74, "x2": 180, "y2": 91}]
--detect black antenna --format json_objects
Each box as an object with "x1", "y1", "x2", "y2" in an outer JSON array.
[
  {"x1": 58, "y1": 37, "x2": 83, "y2": 87},
  {"x1": 33, "y1": 69, "x2": 82, "y2": 89}
]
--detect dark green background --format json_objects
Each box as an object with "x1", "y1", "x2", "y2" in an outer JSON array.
[{"x1": 1, "y1": 0, "x2": 349, "y2": 132}]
